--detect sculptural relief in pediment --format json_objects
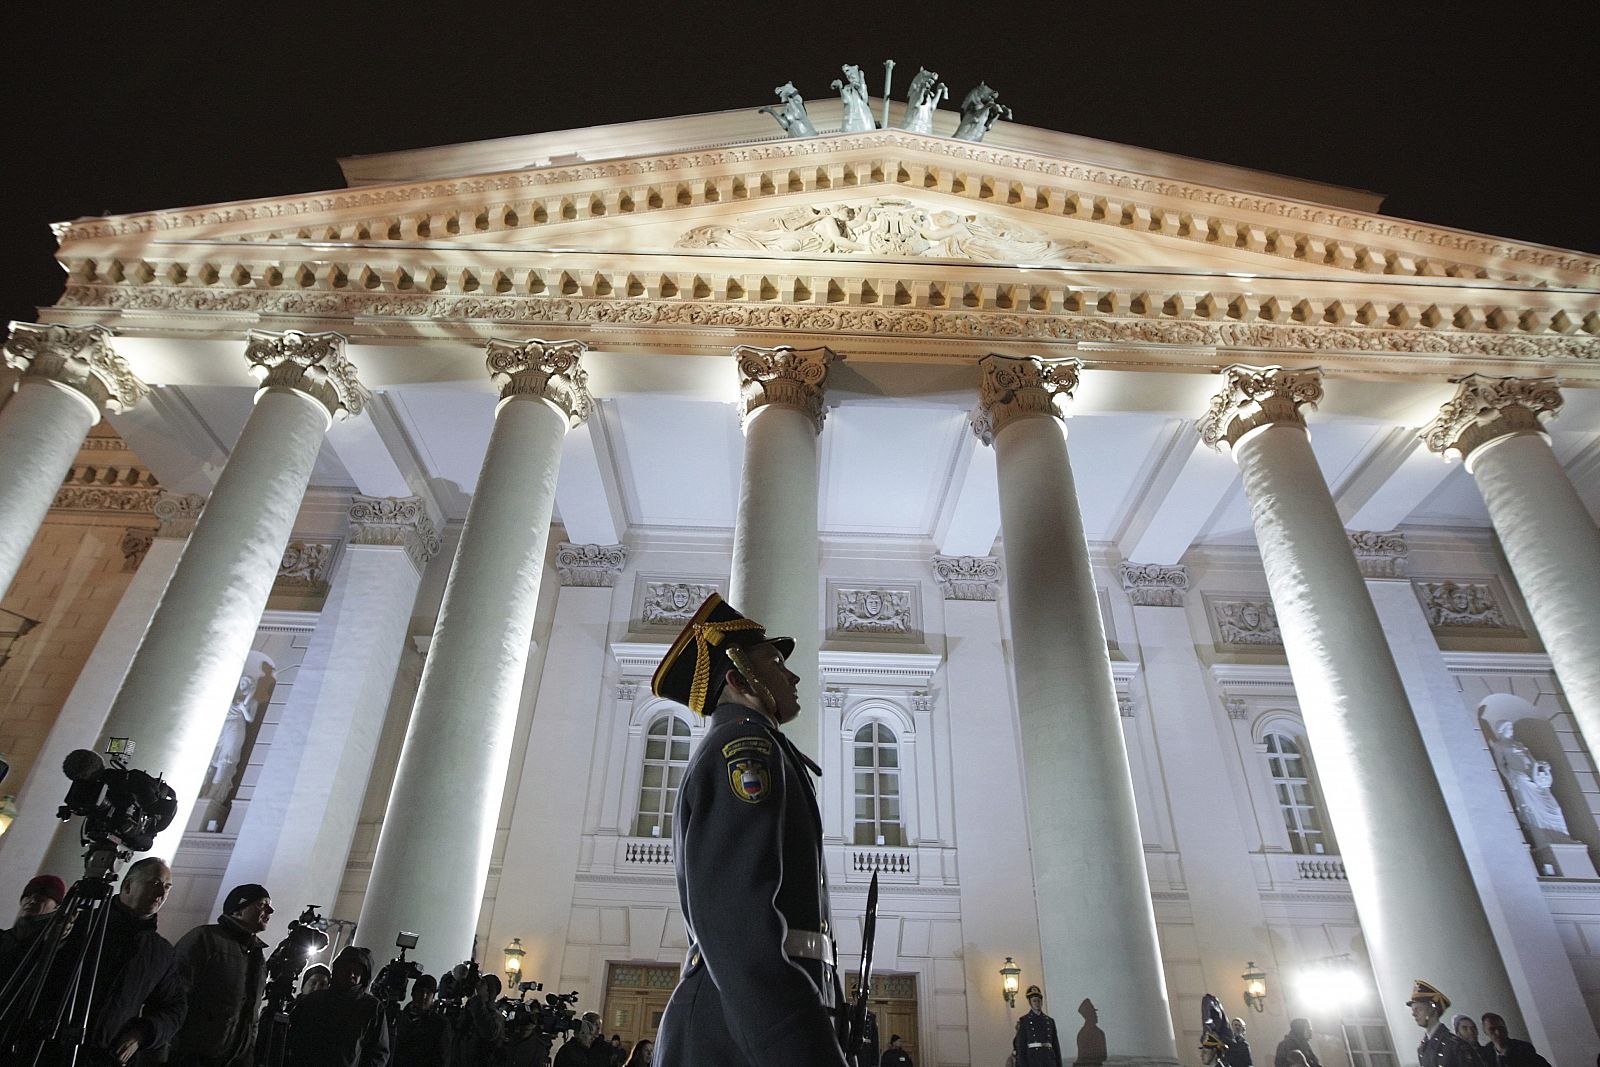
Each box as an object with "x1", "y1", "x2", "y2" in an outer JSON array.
[{"x1": 675, "y1": 197, "x2": 1112, "y2": 265}]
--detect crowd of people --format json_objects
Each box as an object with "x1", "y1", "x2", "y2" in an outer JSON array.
[{"x1": 0, "y1": 866, "x2": 652, "y2": 1066}]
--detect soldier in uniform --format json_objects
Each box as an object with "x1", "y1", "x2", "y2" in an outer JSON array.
[
  {"x1": 649, "y1": 594, "x2": 849, "y2": 1067},
  {"x1": 1407, "y1": 980, "x2": 1463, "y2": 1067},
  {"x1": 1013, "y1": 985, "x2": 1063, "y2": 1067}
]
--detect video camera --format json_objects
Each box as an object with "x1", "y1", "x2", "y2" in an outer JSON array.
[
  {"x1": 497, "y1": 983, "x2": 582, "y2": 1039},
  {"x1": 436, "y1": 958, "x2": 482, "y2": 1015},
  {"x1": 58, "y1": 738, "x2": 177, "y2": 853},
  {"x1": 263, "y1": 906, "x2": 331, "y2": 1010},
  {"x1": 373, "y1": 931, "x2": 424, "y2": 1002}
]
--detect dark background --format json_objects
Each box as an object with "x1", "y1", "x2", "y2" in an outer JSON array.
[{"x1": 3, "y1": 3, "x2": 1596, "y2": 328}]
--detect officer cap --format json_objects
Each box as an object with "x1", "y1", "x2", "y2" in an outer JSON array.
[
  {"x1": 1405, "y1": 979, "x2": 1450, "y2": 1011},
  {"x1": 1025, "y1": 984, "x2": 1043, "y2": 999},
  {"x1": 651, "y1": 593, "x2": 795, "y2": 715}
]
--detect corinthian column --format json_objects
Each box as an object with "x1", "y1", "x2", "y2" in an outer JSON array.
[
  {"x1": 728, "y1": 344, "x2": 833, "y2": 761},
  {"x1": 1200, "y1": 366, "x2": 1521, "y2": 1044},
  {"x1": 976, "y1": 354, "x2": 1177, "y2": 1066},
  {"x1": 360, "y1": 338, "x2": 590, "y2": 971},
  {"x1": 98, "y1": 331, "x2": 366, "y2": 860},
  {"x1": 0, "y1": 323, "x2": 148, "y2": 596},
  {"x1": 1422, "y1": 375, "x2": 1600, "y2": 759}
]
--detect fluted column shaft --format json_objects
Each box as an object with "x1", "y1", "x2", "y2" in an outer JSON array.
[
  {"x1": 728, "y1": 345, "x2": 832, "y2": 761},
  {"x1": 0, "y1": 323, "x2": 148, "y2": 596},
  {"x1": 98, "y1": 332, "x2": 363, "y2": 861},
  {"x1": 359, "y1": 338, "x2": 589, "y2": 971},
  {"x1": 1423, "y1": 375, "x2": 1600, "y2": 763},
  {"x1": 978, "y1": 355, "x2": 1177, "y2": 1066},
  {"x1": 1204, "y1": 366, "x2": 1521, "y2": 1045}
]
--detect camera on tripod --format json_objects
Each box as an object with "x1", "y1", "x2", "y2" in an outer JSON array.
[
  {"x1": 373, "y1": 931, "x2": 424, "y2": 1002},
  {"x1": 497, "y1": 984, "x2": 582, "y2": 1039},
  {"x1": 58, "y1": 737, "x2": 177, "y2": 853}
]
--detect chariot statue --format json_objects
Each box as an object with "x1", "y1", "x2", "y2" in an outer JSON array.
[
  {"x1": 898, "y1": 67, "x2": 949, "y2": 134},
  {"x1": 953, "y1": 81, "x2": 1012, "y2": 142},
  {"x1": 758, "y1": 81, "x2": 818, "y2": 137},
  {"x1": 832, "y1": 64, "x2": 876, "y2": 133}
]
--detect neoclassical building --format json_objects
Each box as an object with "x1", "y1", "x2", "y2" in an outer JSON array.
[{"x1": 1, "y1": 97, "x2": 1598, "y2": 1067}]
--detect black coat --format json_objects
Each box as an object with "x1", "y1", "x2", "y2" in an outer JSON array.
[
  {"x1": 1013, "y1": 1010, "x2": 1062, "y2": 1067},
  {"x1": 21, "y1": 898, "x2": 188, "y2": 1059},
  {"x1": 1418, "y1": 1023, "x2": 1465, "y2": 1067},
  {"x1": 391, "y1": 1003, "x2": 452, "y2": 1067},
  {"x1": 168, "y1": 916, "x2": 267, "y2": 1067},
  {"x1": 653, "y1": 704, "x2": 848, "y2": 1067},
  {"x1": 285, "y1": 986, "x2": 390, "y2": 1067},
  {"x1": 1485, "y1": 1038, "x2": 1552, "y2": 1067}
]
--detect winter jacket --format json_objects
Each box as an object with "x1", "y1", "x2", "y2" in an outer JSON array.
[
  {"x1": 167, "y1": 914, "x2": 268, "y2": 1067},
  {"x1": 285, "y1": 946, "x2": 391, "y2": 1067}
]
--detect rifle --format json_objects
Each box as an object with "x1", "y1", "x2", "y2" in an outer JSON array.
[{"x1": 842, "y1": 872, "x2": 880, "y2": 1067}]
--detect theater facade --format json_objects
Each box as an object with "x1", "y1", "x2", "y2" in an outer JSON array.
[{"x1": 2, "y1": 96, "x2": 1599, "y2": 1066}]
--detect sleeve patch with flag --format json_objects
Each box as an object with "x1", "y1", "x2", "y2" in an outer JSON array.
[{"x1": 723, "y1": 736, "x2": 774, "y2": 804}]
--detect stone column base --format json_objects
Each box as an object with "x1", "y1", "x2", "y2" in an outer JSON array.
[{"x1": 1535, "y1": 841, "x2": 1598, "y2": 879}]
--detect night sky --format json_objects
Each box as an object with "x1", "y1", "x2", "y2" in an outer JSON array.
[{"x1": 4, "y1": 5, "x2": 1596, "y2": 330}]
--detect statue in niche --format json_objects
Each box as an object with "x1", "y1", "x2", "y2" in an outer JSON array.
[
  {"x1": 832, "y1": 64, "x2": 877, "y2": 132},
  {"x1": 758, "y1": 82, "x2": 818, "y2": 137},
  {"x1": 201, "y1": 662, "x2": 276, "y2": 830},
  {"x1": 1489, "y1": 719, "x2": 1575, "y2": 842},
  {"x1": 953, "y1": 82, "x2": 1012, "y2": 142},
  {"x1": 898, "y1": 67, "x2": 949, "y2": 134}
]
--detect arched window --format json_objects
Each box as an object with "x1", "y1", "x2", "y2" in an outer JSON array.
[
  {"x1": 852, "y1": 722, "x2": 904, "y2": 847},
  {"x1": 1263, "y1": 731, "x2": 1330, "y2": 855},
  {"x1": 634, "y1": 715, "x2": 691, "y2": 838}
]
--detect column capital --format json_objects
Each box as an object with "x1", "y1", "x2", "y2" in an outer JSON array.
[
  {"x1": 348, "y1": 495, "x2": 442, "y2": 571},
  {"x1": 245, "y1": 329, "x2": 368, "y2": 422},
  {"x1": 931, "y1": 554, "x2": 1003, "y2": 601},
  {"x1": 152, "y1": 491, "x2": 207, "y2": 539},
  {"x1": 732, "y1": 344, "x2": 835, "y2": 432},
  {"x1": 1347, "y1": 529, "x2": 1409, "y2": 580},
  {"x1": 485, "y1": 337, "x2": 593, "y2": 426},
  {"x1": 1198, "y1": 365, "x2": 1323, "y2": 451},
  {"x1": 971, "y1": 353, "x2": 1080, "y2": 445},
  {"x1": 4, "y1": 321, "x2": 148, "y2": 418},
  {"x1": 555, "y1": 542, "x2": 626, "y2": 587},
  {"x1": 1118, "y1": 562, "x2": 1190, "y2": 607},
  {"x1": 1419, "y1": 374, "x2": 1562, "y2": 465}
]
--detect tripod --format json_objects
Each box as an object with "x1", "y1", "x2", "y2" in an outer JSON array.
[{"x1": 0, "y1": 842, "x2": 130, "y2": 1067}]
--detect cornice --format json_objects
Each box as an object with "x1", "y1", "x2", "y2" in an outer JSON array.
[
  {"x1": 51, "y1": 284, "x2": 1600, "y2": 372},
  {"x1": 51, "y1": 132, "x2": 1600, "y2": 285}
]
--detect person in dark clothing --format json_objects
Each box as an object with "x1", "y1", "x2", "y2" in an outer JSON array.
[
  {"x1": 284, "y1": 945, "x2": 390, "y2": 1067},
  {"x1": 649, "y1": 595, "x2": 849, "y2": 1067},
  {"x1": 881, "y1": 1033, "x2": 914, "y2": 1066},
  {"x1": 1452, "y1": 1015, "x2": 1492, "y2": 1067},
  {"x1": 1013, "y1": 986, "x2": 1063, "y2": 1067},
  {"x1": 0, "y1": 873, "x2": 66, "y2": 974},
  {"x1": 392, "y1": 974, "x2": 451, "y2": 1067},
  {"x1": 1226, "y1": 1017, "x2": 1254, "y2": 1067},
  {"x1": 453, "y1": 974, "x2": 506, "y2": 1067},
  {"x1": 620, "y1": 1039, "x2": 653, "y2": 1067},
  {"x1": 168, "y1": 882, "x2": 273, "y2": 1067},
  {"x1": 1273, "y1": 1019, "x2": 1321, "y2": 1067},
  {"x1": 607, "y1": 1034, "x2": 626, "y2": 1065},
  {"x1": 1480, "y1": 1013, "x2": 1552, "y2": 1067},
  {"x1": 11, "y1": 857, "x2": 186, "y2": 1065},
  {"x1": 553, "y1": 1012, "x2": 612, "y2": 1067}
]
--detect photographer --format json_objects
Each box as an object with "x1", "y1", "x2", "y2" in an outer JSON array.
[
  {"x1": 20, "y1": 857, "x2": 186, "y2": 1064},
  {"x1": 168, "y1": 883, "x2": 273, "y2": 1067},
  {"x1": 392, "y1": 974, "x2": 451, "y2": 1067},
  {"x1": 553, "y1": 1012, "x2": 611, "y2": 1067},
  {"x1": 284, "y1": 945, "x2": 390, "y2": 1067},
  {"x1": 452, "y1": 973, "x2": 505, "y2": 1067}
]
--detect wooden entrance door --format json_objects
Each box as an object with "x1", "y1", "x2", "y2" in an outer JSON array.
[
  {"x1": 848, "y1": 972, "x2": 920, "y2": 1064},
  {"x1": 601, "y1": 963, "x2": 678, "y2": 1051}
]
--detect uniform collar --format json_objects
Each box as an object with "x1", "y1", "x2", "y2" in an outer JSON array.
[{"x1": 709, "y1": 702, "x2": 822, "y2": 777}]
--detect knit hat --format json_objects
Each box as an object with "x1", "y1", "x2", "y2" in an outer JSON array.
[
  {"x1": 222, "y1": 883, "x2": 270, "y2": 915},
  {"x1": 22, "y1": 875, "x2": 66, "y2": 905}
]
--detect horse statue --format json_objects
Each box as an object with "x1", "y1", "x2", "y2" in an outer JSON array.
[
  {"x1": 898, "y1": 66, "x2": 949, "y2": 134},
  {"x1": 953, "y1": 81, "x2": 1012, "y2": 142},
  {"x1": 832, "y1": 64, "x2": 876, "y2": 133},
  {"x1": 758, "y1": 81, "x2": 818, "y2": 137}
]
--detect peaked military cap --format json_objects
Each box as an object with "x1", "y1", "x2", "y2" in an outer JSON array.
[
  {"x1": 1405, "y1": 979, "x2": 1450, "y2": 1011},
  {"x1": 651, "y1": 592, "x2": 795, "y2": 715},
  {"x1": 1025, "y1": 984, "x2": 1044, "y2": 999}
]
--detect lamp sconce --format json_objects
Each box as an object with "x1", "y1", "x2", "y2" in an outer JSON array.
[
  {"x1": 0, "y1": 794, "x2": 15, "y2": 837},
  {"x1": 1242, "y1": 961, "x2": 1267, "y2": 1013},
  {"x1": 504, "y1": 937, "x2": 526, "y2": 986},
  {"x1": 1000, "y1": 956, "x2": 1021, "y2": 1009}
]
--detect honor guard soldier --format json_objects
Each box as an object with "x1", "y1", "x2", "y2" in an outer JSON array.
[
  {"x1": 1407, "y1": 980, "x2": 1463, "y2": 1067},
  {"x1": 649, "y1": 594, "x2": 848, "y2": 1067},
  {"x1": 1014, "y1": 985, "x2": 1063, "y2": 1067}
]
